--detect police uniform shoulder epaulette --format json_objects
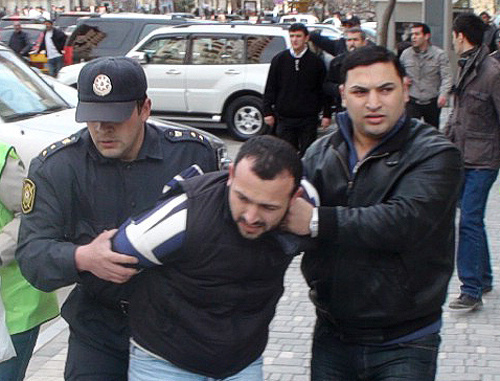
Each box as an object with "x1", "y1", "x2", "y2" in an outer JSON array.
[
  {"x1": 38, "y1": 132, "x2": 81, "y2": 161},
  {"x1": 164, "y1": 127, "x2": 210, "y2": 146}
]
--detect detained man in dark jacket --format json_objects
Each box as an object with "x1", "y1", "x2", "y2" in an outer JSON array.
[
  {"x1": 111, "y1": 136, "x2": 315, "y2": 380},
  {"x1": 445, "y1": 13, "x2": 500, "y2": 311},
  {"x1": 283, "y1": 45, "x2": 463, "y2": 380}
]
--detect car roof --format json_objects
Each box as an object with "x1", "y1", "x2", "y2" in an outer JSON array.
[
  {"x1": 1, "y1": 15, "x2": 43, "y2": 20},
  {"x1": 57, "y1": 11, "x2": 99, "y2": 16},
  {"x1": 166, "y1": 23, "x2": 289, "y2": 35},
  {"x1": 2, "y1": 23, "x2": 46, "y2": 30},
  {"x1": 99, "y1": 13, "x2": 185, "y2": 20}
]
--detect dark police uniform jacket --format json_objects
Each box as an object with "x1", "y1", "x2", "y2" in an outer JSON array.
[
  {"x1": 16, "y1": 123, "x2": 217, "y2": 357},
  {"x1": 130, "y1": 172, "x2": 293, "y2": 378}
]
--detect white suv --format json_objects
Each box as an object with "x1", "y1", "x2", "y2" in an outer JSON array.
[{"x1": 126, "y1": 24, "x2": 290, "y2": 140}]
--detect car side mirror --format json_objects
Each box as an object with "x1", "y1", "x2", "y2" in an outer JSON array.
[{"x1": 129, "y1": 51, "x2": 150, "y2": 65}]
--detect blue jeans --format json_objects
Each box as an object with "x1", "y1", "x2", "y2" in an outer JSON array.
[
  {"x1": 457, "y1": 168, "x2": 499, "y2": 299},
  {"x1": 311, "y1": 319, "x2": 440, "y2": 381},
  {"x1": 128, "y1": 342, "x2": 264, "y2": 381},
  {"x1": 48, "y1": 56, "x2": 64, "y2": 77},
  {"x1": 0, "y1": 326, "x2": 40, "y2": 381}
]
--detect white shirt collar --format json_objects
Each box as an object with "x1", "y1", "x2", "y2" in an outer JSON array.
[{"x1": 290, "y1": 47, "x2": 308, "y2": 58}]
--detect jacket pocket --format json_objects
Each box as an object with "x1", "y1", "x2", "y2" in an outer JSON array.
[
  {"x1": 466, "y1": 90, "x2": 490, "y2": 115},
  {"x1": 330, "y1": 257, "x2": 414, "y2": 320},
  {"x1": 464, "y1": 131, "x2": 495, "y2": 164}
]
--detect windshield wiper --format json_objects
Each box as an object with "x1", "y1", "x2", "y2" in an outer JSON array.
[{"x1": 3, "y1": 105, "x2": 69, "y2": 122}]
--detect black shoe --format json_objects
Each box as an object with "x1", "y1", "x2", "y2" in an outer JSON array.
[
  {"x1": 449, "y1": 294, "x2": 483, "y2": 311},
  {"x1": 483, "y1": 286, "x2": 493, "y2": 294}
]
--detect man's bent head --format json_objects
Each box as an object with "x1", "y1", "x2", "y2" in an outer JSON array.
[{"x1": 228, "y1": 136, "x2": 302, "y2": 240}]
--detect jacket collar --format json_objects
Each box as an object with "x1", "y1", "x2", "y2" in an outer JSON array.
[
  {"x1": 87, "y1": 123, "x2": 163, "y2": 163},
  {"x1": 456, "y1": 45, "x2": 489, "y2": 93},
  {"x1": 332, "y1": 111, "x2": 411, "y2": 172}
]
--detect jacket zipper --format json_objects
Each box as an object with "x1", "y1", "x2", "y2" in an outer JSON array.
[{"x1": 333, "y1": 149, "x2": 390, "y2": 195}]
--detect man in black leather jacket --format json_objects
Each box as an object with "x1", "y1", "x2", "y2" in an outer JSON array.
[{"x1": 283, "y1": 46, "x2": 463, "y2": 381}]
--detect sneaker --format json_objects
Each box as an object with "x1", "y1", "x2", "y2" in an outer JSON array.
[
  {"x1": 483, "y1": 286, "x2": 493, "y2": 294},
  {"x1": 449, "y1": 294, "x2": 483, "y2": 311}
]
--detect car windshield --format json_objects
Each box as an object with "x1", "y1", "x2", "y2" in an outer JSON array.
[{"x1": 0, "y1": 50, "x2": 69, "y2": 122}]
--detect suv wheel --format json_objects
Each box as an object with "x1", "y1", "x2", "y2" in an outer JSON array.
[{"x1": 225, "y1": 96, "x2": 267, "y2": 141}]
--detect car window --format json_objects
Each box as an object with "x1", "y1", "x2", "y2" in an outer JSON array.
[
  {"x1": 138, "y1": 23, "x2": 172, "y2": 42},
  {"x1": 246, "y1": 35, "x2": 286, "y2": 64},
  {"x1": 139, "y1": 36, "x2": 187, "y2": 64},
  {"x1": 68, "y1": 21, "x2": 133, "y2": 61},
  {"x1": 55, "y1": 15, "x2": 82, "y2": 28},
  {"x1": 0, "y1": 50, "x2": 68, "y2": 122},
  {"x1": 308, "y1": 27, "x2": 340, "y2": 40},
  {"x1": 191, "y1": 37, "x2": 244, "y2": 65}
]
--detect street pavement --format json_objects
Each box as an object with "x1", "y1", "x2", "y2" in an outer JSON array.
[{"x1": 24, "y1": 112, "x2": 500, "y2": 381}]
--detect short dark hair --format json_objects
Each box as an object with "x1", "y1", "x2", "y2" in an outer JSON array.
[
  {"x1": 340, "y1": 45, "x2": 406, "y2": 84},
  {"x1": 411, "y1": 22, "x2": 431, "y2": 35},
  {"x1": 136, "y1": 96, "x2": 147, "y2": 112},
  {"x1": 289, "y1": 23, "x2": 309, "y2": 36},
  {"x1": 345, "y1": 27, "x2": 366, "y2": 40},
  {"x1": 452, "y1": 13, "x2": 485, "y2": 46},
  {"x1": 234, "y1": 136, "x2": 302, "y2": 194}
]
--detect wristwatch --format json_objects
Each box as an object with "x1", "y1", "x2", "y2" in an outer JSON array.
[{"x1": 309, "y1": 207, "x2": 319, "y2": 238}]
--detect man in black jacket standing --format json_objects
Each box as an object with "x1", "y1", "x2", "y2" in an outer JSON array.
[
  {"x1": 263, "y1": 23, "x2": 331, "y2": 157},
  {"x1": 283, "y1": 46, "x2": 463, "y2": 380},
  {"x1": 36, "y1": 19, "x2": 66, "y2": 76},
  {"x1": 8, "y1": 22, "x2": 30, "y2": 57}
]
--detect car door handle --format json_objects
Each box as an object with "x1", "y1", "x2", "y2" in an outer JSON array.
[
  {"x1": 225, "y1": 69, "x2": 241, "y2": 75},
  {"x1": 166, "y1": 69, "x2": 181, "y2": 75}
]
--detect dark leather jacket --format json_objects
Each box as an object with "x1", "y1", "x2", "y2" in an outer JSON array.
[
  {"x1": 445, "y1": 45, "x2": 500, "y2": 169},
  {"x1": 301, "y1": 116, "x2": 463, "y2": 343},
  {"x1": 40, "y1": 27, "x2": 66, "y2": 54}
]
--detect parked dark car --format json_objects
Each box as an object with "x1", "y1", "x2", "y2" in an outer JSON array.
[
  {"x1": 64, "y1": 13, "x2": 189, "y2": 65},
  {"x1": 54, "y1": 11, "x2": 99, "y2": 34}
]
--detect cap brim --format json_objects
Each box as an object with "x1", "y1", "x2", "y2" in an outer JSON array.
[{"x1": 75, "y1": 101, "x2": 137, "y2": 123}]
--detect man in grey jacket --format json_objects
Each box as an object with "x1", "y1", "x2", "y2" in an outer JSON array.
[
  {"x1": 400, "y1": 23, "x2": 452, "y2": 128},
  {"x1": 446, "y1": 13, "x2": 500, "y2": 311}
]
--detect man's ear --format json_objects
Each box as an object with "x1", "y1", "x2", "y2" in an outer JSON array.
[
  {"x1": 227, "y1": 163, "x2": 234, "y2": 186},
  {"x1": 140, "y1": 98, "x2": 152, "y2": 122},
  {"x1": 340, "y1": 84, "x2": 346, "y2": 106},
  {"x1": 403, "y1": 77, "x2": 410, "y2": 103}
]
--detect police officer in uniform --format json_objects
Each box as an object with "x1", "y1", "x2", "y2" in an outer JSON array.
[{"x1": 16, "y1": 57, "x2": 218, "y2": 381}]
